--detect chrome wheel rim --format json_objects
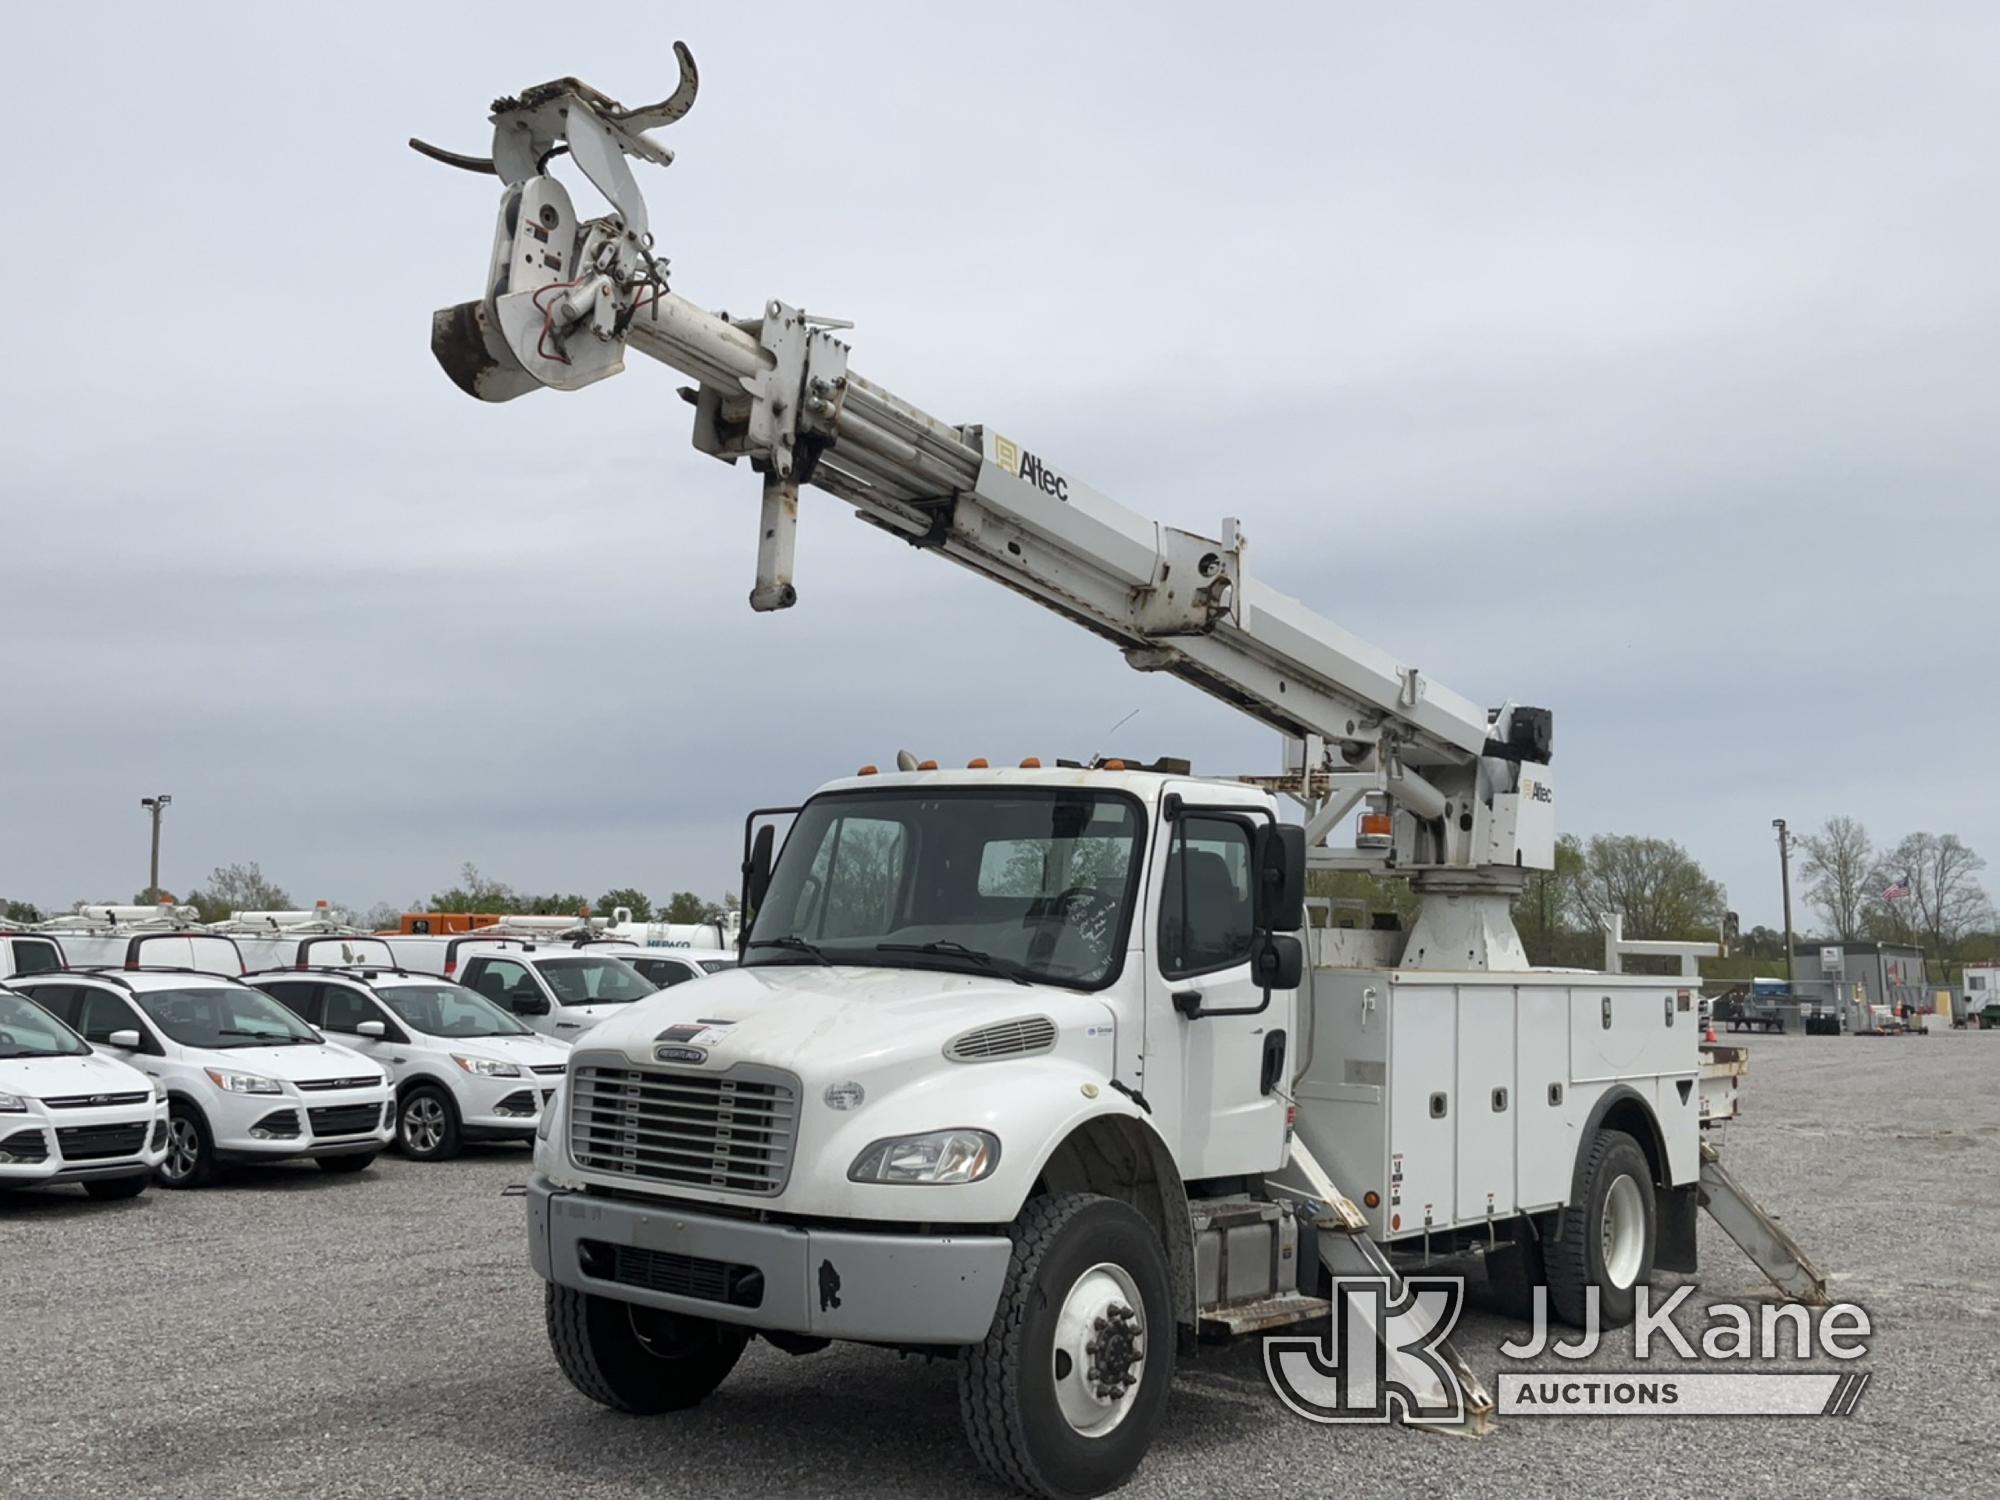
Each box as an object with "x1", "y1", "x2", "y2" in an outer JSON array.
[
  {"x1": 1601, "y1": 1174, "x2": 1646, "y2": 1289},
  {"x1": 1051, "y1": 1262, "x2": 1146, "y2": 1437},
  {"x1": 163, "y1": 1118, "x2": 200, "y2": 1181},
  {"x1": 403, "y1": 1096, "x2": 445, "y2": 1154}
]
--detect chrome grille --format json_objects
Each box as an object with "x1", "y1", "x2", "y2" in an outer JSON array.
[
  {"x1": 945, "y1": 1015, "x2": 1058, "y2": 1062},
  {"x1": 530, "y1": 1064, "x2": 567, "y2": 1076},
  {"x1": 568, "y1": 1063, "x2": 798, "y2": 1195},
  {"x1": 296, "y1": 1076, "x2": 380, "y2": 1092},
  {"x1": 43, "y1": 1091, "x2": 150, "y2": 1110}
]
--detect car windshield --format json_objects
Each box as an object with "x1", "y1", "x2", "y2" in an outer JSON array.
[
  {"x1": 537, "y1": 956, "x2": 656, "y2": 1006},
  {"x1": 0, "y1": 991, "x2": 90, "y2": 1057},
  {"x1": 134, "y1": 986, "x2": 322, "y2": 1049},
  {"x1": 377, "y1": 983, "x2": 533, "y2": 1039},
  {"x1": 743, "y1": 787, "x2": 1145, "y2": 989}
]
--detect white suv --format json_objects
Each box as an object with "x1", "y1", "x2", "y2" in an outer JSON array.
[
  {"x1": 449, "y1": 943, "x2": 658, "y2": 1040},
  {"x1": 0, "y1": 986, "x2": 169, "y2": 1199},
  {"x1": 247, "y1": 968, "x2": 570, "y2": 1160},
  {"x1": 11, "y1": 970, "x2": 394, "y2": 1187}
]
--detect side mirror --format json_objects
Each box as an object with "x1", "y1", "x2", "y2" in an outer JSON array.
[
  {"x1": 512, "y1": 993, "x2": 551, "y2": 1017},
  {"x1": 106, "y1": 1029, "x2": 142, "y2": 1050},
  {"x1": 1249, "y1": 932, "x2": 1304, "y2": 992},
  {"x1": 356, "y1": 1020, "x2": 387, "y2": 1039},
  {"x1": 743, "y1": 823, "x2": 776, "y2": 919},
  {"x1": 1252, "y1": 823, "x2": 1307, "y2": 932}
]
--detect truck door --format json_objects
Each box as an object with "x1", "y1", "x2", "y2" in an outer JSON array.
[{"x1": 1149, "y1": 797, "x2": 1292, "y2": 1180}]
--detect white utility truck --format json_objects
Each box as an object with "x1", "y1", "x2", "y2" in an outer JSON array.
[{"x1": 419, "y1": 48, "x2": 1822, "y2": 1499}]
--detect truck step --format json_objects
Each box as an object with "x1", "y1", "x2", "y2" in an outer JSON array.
[{"x1": 1198, "y1": 1291, "x2": 1330, "y2": 1338}]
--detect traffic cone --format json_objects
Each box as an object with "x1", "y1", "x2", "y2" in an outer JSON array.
[{"x1": 1703, "y1": 1020, "x2": 1718, "y2": 1043}]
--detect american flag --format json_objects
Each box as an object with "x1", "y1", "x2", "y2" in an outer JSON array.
[{"x1": 1881, "y1": 873, "x2": 1912, "y2": 902}]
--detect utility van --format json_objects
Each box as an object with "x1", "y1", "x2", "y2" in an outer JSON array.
[
  {"x1": 10, "y1": 969, "x2": 393, "y2": 1186},
  {"x1": 1, "y1": 932, "x2": 66, "y2": 981},
  {"x1": 0, "y1": 985, "x2": 169, "y2": 1198},
  {"x1": 248, "y1": 967, "x2": 570, "y2": 1159}
]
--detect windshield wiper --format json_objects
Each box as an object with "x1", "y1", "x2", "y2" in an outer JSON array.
[
  {"x1": 218, "y1": 1029, "x2": 311, "y2": 1045},
  {"x1": 874, "y1": 941, "x2": 1033, "y2": 986},
  {"x1": 746, "y1": 935, "x2": 832, "y2": 966}
]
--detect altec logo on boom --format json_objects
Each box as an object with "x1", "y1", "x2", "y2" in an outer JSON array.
[{"x1": 992, "y1": 433, "x2": 1069, "y2": 501}]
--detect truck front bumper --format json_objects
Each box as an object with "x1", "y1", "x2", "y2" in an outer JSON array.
[{"x1": 527, "y1": 1175, "x2": 1012, "y2": 1346}]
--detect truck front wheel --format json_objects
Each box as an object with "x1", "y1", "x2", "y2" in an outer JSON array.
[
  {"x1": 545, "y1": 1283, "x2": 747, "y2": 1413},
  {"x1": 959, "y1": 1193, "x2": 1175, "y2": 1500},
  {"x1": 1548, "y1": 1129, "x2": 1656, "y2": 1327}
]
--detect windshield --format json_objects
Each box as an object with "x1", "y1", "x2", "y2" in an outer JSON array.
[
  {"x1": 377, "y1": 983, "x2": 533, "y2": 1039},
  {"x1": 744, "y1": 788, "x2": 1144, "y2": 989},
  {"x1": 134, "y1": 986, "x2": 323, "y2": 1049},
  {"x1": 537, "y1": 956, "x2": 656, "y2": 1006},
  {"x1": 0, "y1": 991, "x2": 90, "y2": 1057}
]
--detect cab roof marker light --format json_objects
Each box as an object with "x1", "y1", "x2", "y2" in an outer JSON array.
[
  {"x1": 966, "y1": 757, "x2": 988, "y2": 768},
  {"x1": 857, "y1": 764, "x2": 878, "y2": 776},
  {"x1": 917, "y1": 759, "x2": 939, "y2": 771},
  {"x1": 1019, "y1": 756, "x2": 1042, "y2": 768}
]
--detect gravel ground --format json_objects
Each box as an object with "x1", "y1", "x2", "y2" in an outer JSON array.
[{"x1": 3, "y1": 1029, "x2": 1992, "y2": 1499}]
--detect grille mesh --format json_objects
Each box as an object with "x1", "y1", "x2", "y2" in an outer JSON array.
[
  {"x1": 568, "y1": 1064, "x2": 797, "y2": 1195},
  {"x1": 945, "y1": 1016, "x2": 1058, "y2": 1062}
]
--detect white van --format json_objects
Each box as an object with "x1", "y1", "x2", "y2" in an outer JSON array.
[
  {"x1": 9, "y1": 970, "x2": 393, "y2": 1187},
  {"x1": 208, "y1": 909, "x2": 398, "y2": 975},
  {"x1": 43, "y1": 928, "x2": 247, "y2": 975},
  {"x1": 1, "y1": 931, "x2": 66, "y2": 981},
  {"x1": 247, "y1": 968, "x2": 570, "y2": 1159},
  {"x1": 0, "y1": 986, "x2": 169, "y2": 1198},
  {"x1": 433, "y1": 942, "x2": 657, "y2": 1040}
]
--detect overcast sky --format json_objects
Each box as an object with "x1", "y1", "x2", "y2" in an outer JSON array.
[{"x1": 1, "y1": 4, "x2": 1993, "y2": 929}]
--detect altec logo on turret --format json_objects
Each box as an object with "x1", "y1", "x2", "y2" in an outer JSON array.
[{"x1": 992, "y1": 433, "x2": 1070, "y2": 501}]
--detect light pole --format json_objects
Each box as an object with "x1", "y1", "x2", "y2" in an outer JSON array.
[
  {"x1": 1772, "y1": 817, "x2": 1795, "y2": 990},
  {"x1": 140, "y1": 794, "x2": 172, "y2": 902}
]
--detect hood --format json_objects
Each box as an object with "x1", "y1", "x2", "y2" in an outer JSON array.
[
  {"x1": 199, "y1": 1042, "x2": 388, "y2": 1086},
  {"x1": 571, "y1": 963, "x2": 1116, "y2": 1080},
  {"x1": 0, "y1": 1050, "x2": 153, "y2": 1099},
  {"x1": 454, "y1": 1032, "x2": 570, "y2": 1065}
]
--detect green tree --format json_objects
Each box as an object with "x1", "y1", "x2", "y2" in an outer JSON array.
[
  {"x1": 426, "y1": 863, "x2": 520, "y2": 914},
  {"x1": 597, "y1": 888, "x2": 653, "y2": 922},
  {"x1": 3, "y1": 899, "x2": 42, "y2": 924},
  {"x1": 517, "y1": 892, "x2": 592, "y2": 918},
  {"x1": 1566, "y1": 834, "x2": 1725, "y2": 942},
  {"x1": 661, "y1": 890, "x2": 724, "y2": 925},
  {"x1": 1511, "y1": 833, "x2": 1590, "y2": 967},
  {"x1": 186, "y1": 862, "x2": 292, "y2": 923}
]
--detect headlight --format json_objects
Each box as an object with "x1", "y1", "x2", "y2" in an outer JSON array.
[
  {"x1": 0, "y1": 1091, "x2": 30, "y2": 1113},
  {"x1": 849, "y1": 1129, "x2": 999, "y2": 1185},
  {"x1": 451, "y1": 1055, "x2": 522, "y2": 1078},
  {"x1": 204, "y1": 1068, "x2": 282, "y2": 1095}
]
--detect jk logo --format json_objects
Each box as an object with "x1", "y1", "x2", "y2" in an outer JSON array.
[{"x1": 1264, "y1": 1275, "x2": 1468, "y2": 1424}]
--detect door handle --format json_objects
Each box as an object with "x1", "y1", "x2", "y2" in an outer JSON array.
[
  {"x1": 556, "y1": 1022, "x2": 581, "y2": 1031},
  {"x1": 1172, "y1": 990, "x2": 1204, "y2": 1019}
]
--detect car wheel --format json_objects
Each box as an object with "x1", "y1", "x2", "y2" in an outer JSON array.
[
  {"x1": 546, "y1": 1283, "x2": 748, "y2": 1413},
  {"x1": 317, "y1": 1152, "x2": 377, "y2": 1175},
  {"x1": 959, "y1": 1193, "x2": 1175, "y2": 1500},
  {"x1": 157, "y1": 1104, "x2": 217, "y2": 1189},
  {"x1": 398, "y1": 1085, "x2": 462, "y2": 1162},
  {"x1": 83, "y1": 1174, "x2": 150, "y2": 1201},
  {"x1": 1547, "y1": 1129, "x2": 1656, "y2": 1327}
]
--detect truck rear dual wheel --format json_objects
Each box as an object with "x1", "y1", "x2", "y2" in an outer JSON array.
[
  {"x1": 960, "y1": 1193, "x2": 1175, "y2": 1500},
  {"x1": 546, "y1": 1283, "x2": 749, "y2": 1413},
  {"x1": 1547, "y1": 1128, "x2": 1657, "y2": 1327}
]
